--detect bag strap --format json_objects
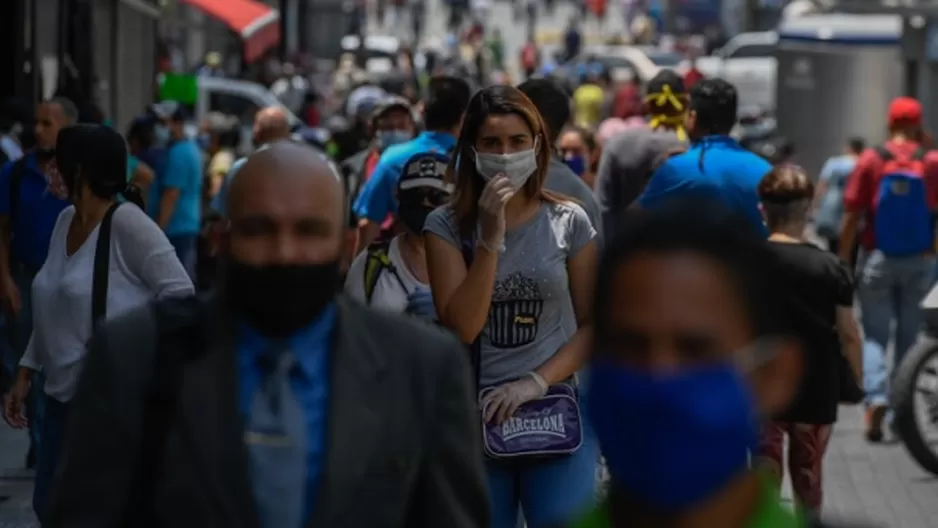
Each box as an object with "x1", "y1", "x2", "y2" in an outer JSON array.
[
  {"x1": 92, "y1": 203, "x2": 122, "y2": 327},
  {"x1": 7, "y1": 157, "x2": 27, "y2": 232},
  {"x1": 459, "y1": 235, "x2": 482, "y2": 392},
  {"x1": 363, "y1": 246, "x2": 408, "y2": 303}
]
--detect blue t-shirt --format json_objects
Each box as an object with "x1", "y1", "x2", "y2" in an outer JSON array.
[
  {"x1": 638, "y1": 136, "x2": 772, "y2": 236},
  {"x1": 814, "y1": 154, "x2": 857, "y2": 237},
  {"x1": 149, "y1": 140, "x2": 203, "y2": 237},
  {"x1": 353, "y1": 131, "x2": 456, "y2": 223},
  {"x1": 0, "y1": 154, "x2": 70, "y2": 269}
]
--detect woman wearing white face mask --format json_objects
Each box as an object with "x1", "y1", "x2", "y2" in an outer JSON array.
[{"x1": 424, "y1": 85, "x2": 599, "y2": 528}]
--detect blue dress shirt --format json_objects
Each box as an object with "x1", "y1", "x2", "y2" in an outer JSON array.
[
  {"x1": 0, "y1": 154, "x2": 70, "y2": 269},
  {"x1": 238, "y1": 303, "x2": 337, "y2": 524}
]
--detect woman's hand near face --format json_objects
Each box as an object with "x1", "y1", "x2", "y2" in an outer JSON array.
[{"x1": 477, "y1": 174, "x2": 513, "y2": 249}]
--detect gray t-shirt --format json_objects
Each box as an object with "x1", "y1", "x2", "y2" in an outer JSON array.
[
  {"x1": 593, "y1": 127, "x2": 685, "y2": 234},
  {"x1": 545, "y1": 156, "x2": 603, "y2": 241},
  {"x1": 424, "y1": 201, "x2": 596, "y2": 386}
]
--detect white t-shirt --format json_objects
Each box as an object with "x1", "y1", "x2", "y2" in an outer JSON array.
[
  {"x1": 345, "y1": 236, "x2": 428, "y2": 313},
  {"x1": 20, "y1": 204, "x2": 195, "y2": 402}
]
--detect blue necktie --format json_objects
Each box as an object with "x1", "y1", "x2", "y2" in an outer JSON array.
[{"x1": 245, "y1": 345, "x2": 308, "y2": 528}]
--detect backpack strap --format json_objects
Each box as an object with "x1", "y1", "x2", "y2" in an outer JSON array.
[
  {"x1": 91, "y1": 202, "x2": 122, "y2": 327},
  {"x1": 362, "y1": 243, "x2": 408, "y2": 304},
  {"x1": 876, "y1": 145, "x2": 893, "y2": 162},
  {"x1": 877, "y1": 144, "x2": 929, "y2": 162}
]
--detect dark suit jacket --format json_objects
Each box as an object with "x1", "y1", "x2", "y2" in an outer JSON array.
[{"x1": 44, "y1": 295, "x2": 489, "y2": 528}]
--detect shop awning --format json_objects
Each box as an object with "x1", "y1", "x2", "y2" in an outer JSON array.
[{"x1": 180, "y1": 0, "x2": 280, "y2": 63}]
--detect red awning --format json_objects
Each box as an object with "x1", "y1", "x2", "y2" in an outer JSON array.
[{"x1": 180, "y1": 0, "x2": 280, "y2": 63}]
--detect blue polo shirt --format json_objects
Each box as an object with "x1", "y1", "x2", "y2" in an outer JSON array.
[
  {"x1": 237, "y1": 303, "x2": 336, "y2": 523},
  {"x1": 353, "y1": 131, "x2": 456, "y2": 223},
  {"x1": 638, "y1": 136, "x2": 771, "y2": 236},
  {"x1": 148, "y1": 139, "x2": 202, "y2": 237},
  {"x1": 0, "y1": 154, "x2": 71, "y2": 269}
]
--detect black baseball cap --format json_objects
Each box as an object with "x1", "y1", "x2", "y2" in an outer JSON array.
[{"x1": 398, "y1": 151, "x2": 454, "y2": 197}]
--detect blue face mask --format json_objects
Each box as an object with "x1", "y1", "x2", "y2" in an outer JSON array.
[
  {"x1": 586, "y1": 359, "x2": 759, "y2": 511},
  {"x1": 197, "y1": 133, "x2": 211, "y2": 151},
  {"x1": 377, "y1": 130, "x2": 412, "y2": 151},
  {"x1": 154, "y1": 125, "x2": 171, "y2": 147},
  {"x1": 564, "y1": 154, "x2": 586, "y2": 176}
]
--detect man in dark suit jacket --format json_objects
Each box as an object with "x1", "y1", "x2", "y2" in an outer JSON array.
[{"x1": 43, "y1": 142, "x2": 489, "y2": 528}]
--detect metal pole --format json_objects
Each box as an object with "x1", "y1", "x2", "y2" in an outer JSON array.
[{"x1": 742, "y1": 0, "x2": 758, "y2": 32}]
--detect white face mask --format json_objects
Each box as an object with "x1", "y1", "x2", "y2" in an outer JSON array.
[{"x1": 473, "y1": 144, "x2": 538, "y2": 190}]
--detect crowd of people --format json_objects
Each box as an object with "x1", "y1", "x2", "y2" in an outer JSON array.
[{"x1": 0, "y1": 47, "x2": 931, "y2": 528}]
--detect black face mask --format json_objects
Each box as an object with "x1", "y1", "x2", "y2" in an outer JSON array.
[
  {"x1": 398, "y1": 205, "x2": 435, "y2": 235},
  {"x1": 224, "y1": 258, "x2": 341, "y2": 338},
  {"x1": 35, "y1": 148, "x2": 55, "y2": 162}
]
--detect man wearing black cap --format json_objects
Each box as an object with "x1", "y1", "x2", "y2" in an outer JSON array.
[
  {"x1": 593, "y1": 69, "x2": 688, "y2": 234},
  {"x1": 150, "y1": 102, "x2": 203, "y2": 280}
]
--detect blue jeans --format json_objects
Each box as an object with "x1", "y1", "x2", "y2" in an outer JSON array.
[
  {"x1": 33, "y1": 396, "x2": 69, "y2": 521},
  {"x1": 486, "y1": 430, "x2": 598, "y2": 528},
  {"x1": 857, "y1": 250, "x2": 934, "y2": 407},
  {"x1": 1, "y1": 263, "x2": 44, "y2": 457},
  {"x1": 169, "y1": 234, "x2": 198, "y2": 282}
]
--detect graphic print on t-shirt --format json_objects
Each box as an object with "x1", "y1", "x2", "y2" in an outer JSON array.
[{"x1": 489, "y1": 272, "x2": 544, "y2": 348}]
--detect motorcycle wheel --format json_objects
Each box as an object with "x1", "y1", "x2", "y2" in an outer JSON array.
[{"x1": 892, "y1": 336, "x2": 938, "y2": 476}]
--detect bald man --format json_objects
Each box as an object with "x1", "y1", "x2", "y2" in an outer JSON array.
[
  {"x1": 210, "y1": 106, "x2": 293, "y2": 218},
  {"x1": 45, "y1": 142, "x2": 488, "y2": 528}
]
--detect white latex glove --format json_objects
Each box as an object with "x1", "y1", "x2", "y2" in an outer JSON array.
[
  {"x1": 477, "y1": 173, "x2": 514, "y2": 251},
  {"x1": 481, "y1": 372, "x2": 549, "y2": 425}
]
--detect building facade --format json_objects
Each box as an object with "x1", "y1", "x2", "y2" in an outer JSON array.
[{"x1": 1, "y1": 0, "x2": 160, "y2": 129}]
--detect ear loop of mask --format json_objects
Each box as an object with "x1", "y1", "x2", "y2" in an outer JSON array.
[{"x1": 733, "y1": 337, "x2": 782, "y2": 375}]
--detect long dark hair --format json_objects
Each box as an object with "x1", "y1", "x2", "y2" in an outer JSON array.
[
  {"x1": 448, "y1": 85, "x2": 563, "y2": 237},
  {"x1": 55, "y1": 124, "x2": 144, "y2": 208}
]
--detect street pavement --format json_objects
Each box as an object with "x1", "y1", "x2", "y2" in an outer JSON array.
[
  {"x1": 0, "y1": 423, "x2": 34, "y2": 528},
  {"x1": 2, "y1": 404, "x2": 938, "y2": 527},
  {"x1": 368, "y1": 0, "x2": 629, "y2": 82}
]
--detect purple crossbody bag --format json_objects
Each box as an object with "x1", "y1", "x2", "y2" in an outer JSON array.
[
  {"x1": 479, "y1": 382, "x2": 584, "y2": 459},
  {"x1": 459, "y1": 237, "x2": 584, "y2": 460}
]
